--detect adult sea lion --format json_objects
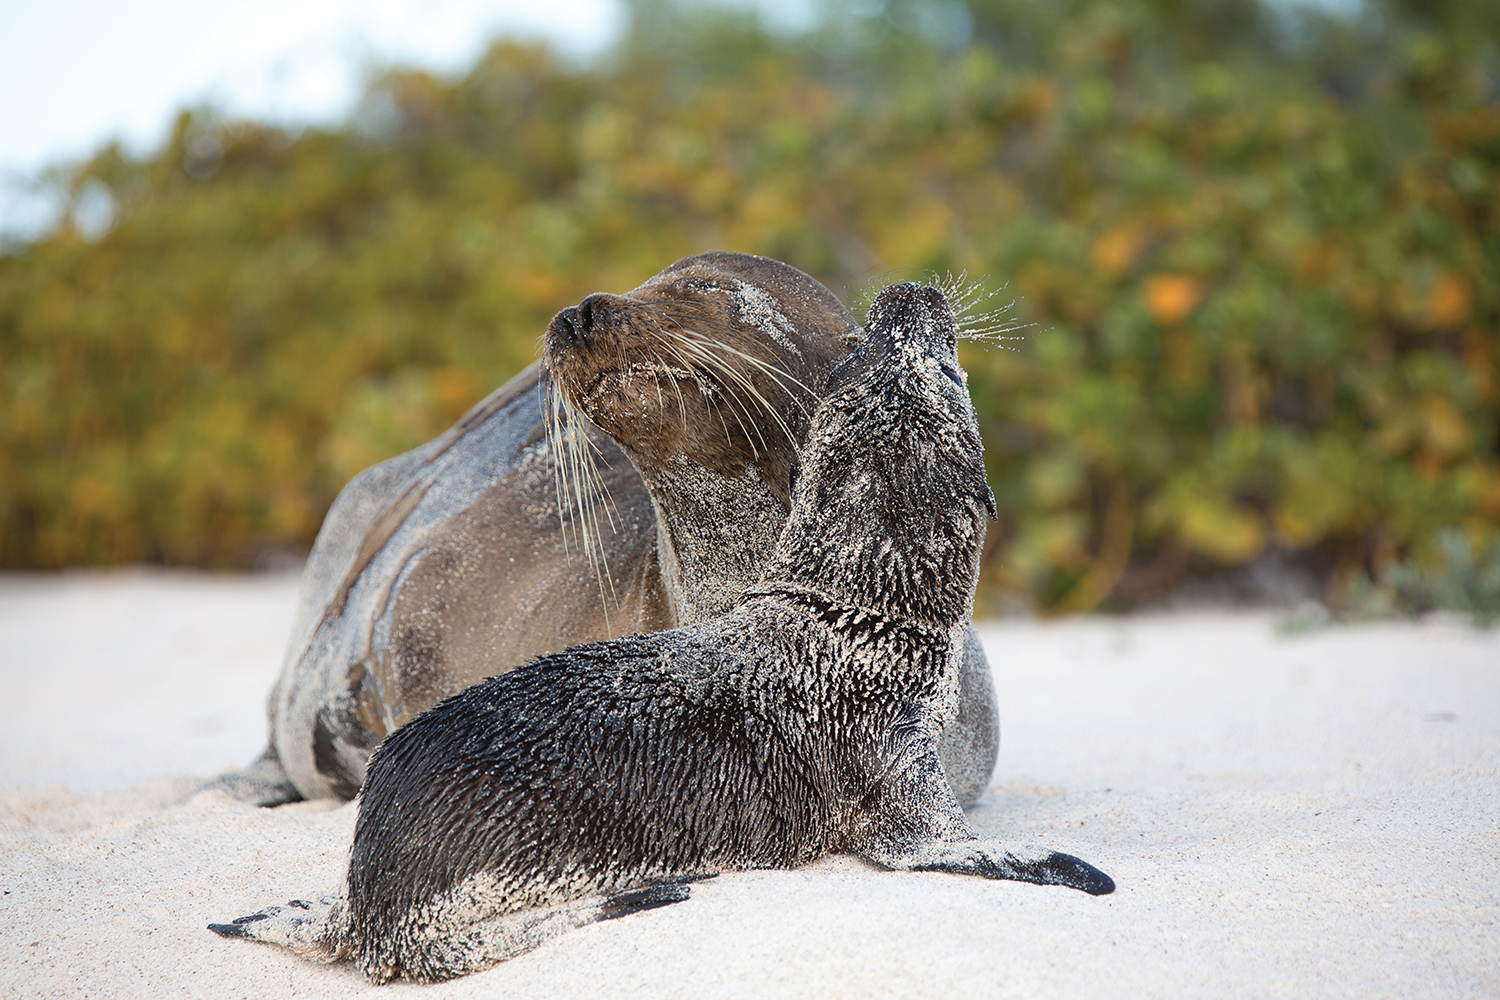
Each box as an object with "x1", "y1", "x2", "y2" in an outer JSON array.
[
  {"x1": 209, "y1": 282, "x2": 1112, "y2": 983},
  {"x1": 211, "y1": 252, "x2": 999, "y2": 806}
]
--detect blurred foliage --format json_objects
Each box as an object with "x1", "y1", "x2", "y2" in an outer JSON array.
[
  {"x1": 1, "y1": 0, "x2": 1497, "y2": 613},
  {"x1": 1351, "y1": 529, "x2": 1500, "y2": 625},
  {"x1": 1285, "y1": 528, "x2": 1500, "y2": 628}
]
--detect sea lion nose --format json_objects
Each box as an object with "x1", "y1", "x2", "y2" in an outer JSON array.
[
  {"x1": 555, "y1": 306, "x2": 590, "y2": 348},
  {"x1": 577, "y1": 294, "x2": 611, "y2": 340}
]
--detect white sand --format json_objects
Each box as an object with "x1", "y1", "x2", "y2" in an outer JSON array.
[{"x1": 1, "y1": 569, "x2": 1496, "y2": 998}]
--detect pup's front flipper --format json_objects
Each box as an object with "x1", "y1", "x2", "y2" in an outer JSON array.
[
  {"x1": 861, "y1": 742, "x2": 1114, "y2": 895},
  {"x1": 208, "y1": 894, "x2": 347, "y2": 961},
  {"x1": 872, "y1": 839, "x2": 1114, "y2": 895}
]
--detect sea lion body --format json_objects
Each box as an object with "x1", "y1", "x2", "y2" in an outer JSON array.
[
  {"x1": 216, "y1": 253, "x2": 999, "y2": 807},
  {"x1": 237, "y1": 364, "x2": 668, "y2": 803},
  {"x1": 211, "y1": 284, "x2": 1111, "y2": 983}
]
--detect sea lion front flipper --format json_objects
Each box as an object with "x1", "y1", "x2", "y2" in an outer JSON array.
[
  {"x1": 894, "y1": 840, "x2": 1114, "y2": 895},
  {"x1": 862, "y1": 827, "x2": 1115, "y2": 896},
  {"x1": 860, "y1": 742, "x2": 1114, "y2": 895}
]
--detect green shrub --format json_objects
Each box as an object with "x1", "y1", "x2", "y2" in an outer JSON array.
[{"x1": 2, "y1": 0, "x2": 1496, "y2": 612}]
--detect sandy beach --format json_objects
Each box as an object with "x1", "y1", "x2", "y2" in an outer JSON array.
[{"x1": 1, "y1": 568, "x2": 1496, "y2": 998}]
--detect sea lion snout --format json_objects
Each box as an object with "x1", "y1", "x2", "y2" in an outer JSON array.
[
  {"x1": 840, "y1": 283, "x2": 964, "y2": 401},
  {"x1": 550, "y1": 305, "x2": 589, "y2": 348},
  {"x1": 865, "y1": 282, "x2": 959, "y2": 350},
  {"x1": 574, "y1": 293, "x2": 619, "y2": 342},
  {"x1": 548, "y1": 293, "x2": 638, "y2": 354}
]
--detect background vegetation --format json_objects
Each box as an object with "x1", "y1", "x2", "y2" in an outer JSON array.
[{"x1": 2, "y1": 0, "x2": 1497, "y2": 613}]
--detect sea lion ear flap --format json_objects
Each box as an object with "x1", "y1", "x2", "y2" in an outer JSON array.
[
  {"x1": 758, "y1": 449, "x2": 798, "y2": 512},
  {"x1": 969, "y1": 461, "x2": 997, "y2": 520}
]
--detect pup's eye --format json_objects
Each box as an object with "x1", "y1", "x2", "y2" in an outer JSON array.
[{"x1": 939, "y1": 363, "x2": 964, "y2": 387}]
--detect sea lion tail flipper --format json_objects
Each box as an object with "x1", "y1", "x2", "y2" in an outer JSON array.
[
  {"x1": 599, "y1": 882, "x2": 692, "y2": 921},
  {"x1": 208, "y1": 894, "x2": 348, "y2": 962},
  {"x1": 194, "y1": 746, "x2": 304, "y2": 807}
]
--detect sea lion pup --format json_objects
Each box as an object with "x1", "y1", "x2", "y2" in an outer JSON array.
[
  {"x1": 209, "y1": 283, "x2": 1113, "y2": 983},
  {"x1": 212, "y1": 251, "x2": 1000, "y2": 808}
]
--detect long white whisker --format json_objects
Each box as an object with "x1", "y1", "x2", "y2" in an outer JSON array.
[
  {"x1": 656, "y1": 342, "x2": 697, "y2": 432},
  {"x1": 670, "y1": 338, "x2": 777, "y2": 454},
  {"x1": 657, "y1": 314, "x2": 819, "y2": 410},
  {"x1": 543, "y1": 365, "x2": 620, "y2": 626},
  {"x1": 926, "y1": 272, "x2": 1033, "y2": 352},
  {"x1": 670, "y1": 331, "x2": 804, "y2": 451}
]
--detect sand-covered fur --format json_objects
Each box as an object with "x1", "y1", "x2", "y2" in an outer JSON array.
[
  {"x1": 215, "y1": 253, "x2": 998, "y2": 809},
  {"x1": 212, "y1": 283, "x2": 1110, "y2": 982}
]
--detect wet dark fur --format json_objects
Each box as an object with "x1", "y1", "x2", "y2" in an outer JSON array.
[{"x1": 210, "y1": 283, "x2": 1111, "y2": 982}]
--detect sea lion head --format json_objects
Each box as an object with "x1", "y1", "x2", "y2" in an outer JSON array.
[
  {"x1": 543, "y1": 252, "x2": 858, "y2": 508},
  {"x1": 771, "y1": 282, "x2": 997, "y2": 625},
  {"x1": 841, "y1": 282, "x2": 993, "y2": 441},
  {"x1": 835, "y1": 282, "x2": 997, "y2": 524}
]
